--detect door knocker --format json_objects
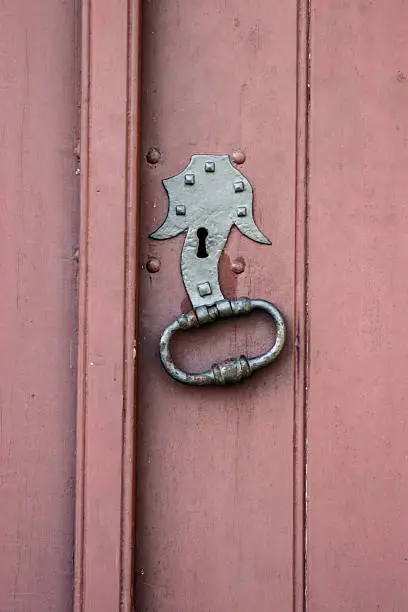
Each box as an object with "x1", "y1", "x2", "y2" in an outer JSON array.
[{"x1": 150, "y1": 154, "x2": 286, "y2": 385}]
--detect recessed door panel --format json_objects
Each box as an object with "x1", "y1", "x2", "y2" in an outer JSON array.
[{"x1": 135, "y1": 2, "x2": 303, "y2": 611}]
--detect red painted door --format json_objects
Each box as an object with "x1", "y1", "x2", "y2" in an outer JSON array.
[
  {"x1": 135, "y1": 1, "x2": 408, "y2": 611},
  {"x1": 2, "y1": 2, "x2": 408, "y2": 612}
]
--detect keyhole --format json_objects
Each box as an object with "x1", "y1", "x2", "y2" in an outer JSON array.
[{"x1": 196, "y1": 227, "x2": 209, "y2": 258}]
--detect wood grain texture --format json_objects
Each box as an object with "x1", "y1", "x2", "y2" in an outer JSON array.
[
  {"x1": 307, "y1": 1, "x2": 408, "y2": 609},
  {"x1": 0, "y1": 1, "x2": 80, "y2": 611},
  {"x1": 74, "y1": 1, "x2": 140, "y2": 611},
  {"x1": 136, "y1": 1, "x2": 307, "y2": 610}
]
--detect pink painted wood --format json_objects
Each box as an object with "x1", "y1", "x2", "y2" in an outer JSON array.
[
  {"x1": 6, "y1": 2, "x2": 408, "y2": 610},
  {"x1": 74, "y1": 2, "x2": 140, "y2": 612},
  {"x1": 307, "y1": 1, "x2": 408, "y2": 609},
  {"x1": 0, "y1": 2, "x2": 80, "y2": 611},
  {"x1": 135, "y1": 1, "x2": 307, "y2": 610}
]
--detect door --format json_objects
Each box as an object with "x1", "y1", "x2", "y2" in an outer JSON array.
[
  {"x1": 71, "y1": 1, "x2": 408, "y2": 611},
  {"x1": 2, "y1": 1, "x2": 405, "y2": 611},
  {"x1": 134, "y1": 1, "x2": 408, "y2": 611}
]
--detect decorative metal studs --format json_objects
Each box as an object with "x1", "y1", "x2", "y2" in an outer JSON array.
[
  {"x1": 231, "y1": 258, "x2": 245, "y2": 274},
  {"x1": 185, "y1": 173, "x2": 195, "y2": 185},
  {"x1": 146, "y1": 146, "x2": 161, "y2": 165},
  {"x1": 237, "y1": 206, "x2": 247, "y2": 217},
  {"x1": 146, "y1": 258, "x2": 161, "y2": 273},
  {"x1": 231, "y1": 150, "x2": 246, "y2": 165},
  {"x1": 205, "y1": 161, "x2": 215, "y2": 173},
  {"x1": 176, "y1": 204, "x2": 186, "y2": 215},
  {"x1": 197, "y1": 282, "x2": 212, "y2": 297},
  {"x1": 233, "y1": 180, "x2": 245, "y2": 193}
]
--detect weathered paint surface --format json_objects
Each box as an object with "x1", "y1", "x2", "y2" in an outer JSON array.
[
  {"x1": 3, "y1": 1, "x2": 407, "y2": 610},
  {"x1": 74, "y1": 1, "x2": 140, "y2": 611},
  {"x1": 136, "y1": 1, "x2": 305, "y2": 610},
  {"x1": 0, "y1": 2, "x2": 79, "y2": 611},
  {"x1": 307, "y1": 1, "x2": 408, "y2": 609}
]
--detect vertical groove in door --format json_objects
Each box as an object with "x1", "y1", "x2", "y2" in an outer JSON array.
[
  {"x1": 74, "y1": 0, "x2": 90, "y2": 609},
  {"x1": 293, "y1": 1, "x2": 311, "y2": 611},
  {"x1": 304, "y1": 2, "x2": 312, "y2": 610},
  {"x1": 120, "y1": 2, "x2": 142, "y2": 611}
]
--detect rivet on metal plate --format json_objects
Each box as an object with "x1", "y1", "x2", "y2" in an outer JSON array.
[
  {"x1": 176, "y1": 204, "x2": 186, "y2": 216},
  {"x1": 233, "y1": 180, "x2": 245, "y2": 193},
  {"x1": 197, "y1": 282, "x2": 212, "y2": 297},
  {"x1": 184, "y1": 173, "x2": 195, "y2": 185}
]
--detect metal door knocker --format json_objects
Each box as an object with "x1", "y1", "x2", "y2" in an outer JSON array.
[{"x1": 150, "y1": 154, "x2": 286, "y2": 385}]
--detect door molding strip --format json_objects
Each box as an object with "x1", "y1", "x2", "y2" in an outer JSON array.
[{"x1": 74, "y1": 2, "x2": 141, "y2": 611}]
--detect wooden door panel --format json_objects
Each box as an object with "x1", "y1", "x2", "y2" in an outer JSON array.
[
  {"x1": 136, "y1": 1, "x2": 305, "y2": 610},
  {"x1": 307, "y1": 1, "x2": 408, "y2": 609},
  {"x1": 0, "y1": 2, "x2": 79, "y2": 610}
]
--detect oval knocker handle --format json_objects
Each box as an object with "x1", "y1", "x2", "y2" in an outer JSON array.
[{"x1": 159, "y1": 297, "x2": 286, "y2": 386}]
